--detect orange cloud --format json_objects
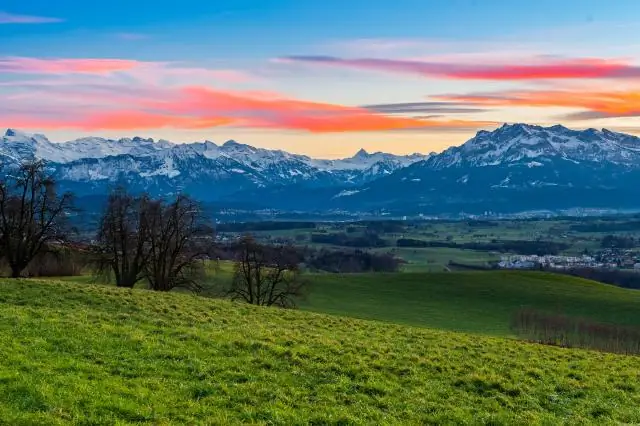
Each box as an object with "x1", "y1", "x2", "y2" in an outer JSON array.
[
  {"x1": 257, "y1": 115, "x2": 494, "y2": 133},
  {"x1": 435, "y1": 89, "x2": 640, "y2": 118},
  {"x1": 152, "y1": 86, "x2": 489, "y2": 132},
  {"x1": 280, "y1": 56, "x2": 640, "y2": 80},
  {"x1": 2, "y1": 83, "x2": 489, "y2": 133}
]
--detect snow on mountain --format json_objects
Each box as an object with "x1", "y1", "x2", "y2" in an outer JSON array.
[
  {"x1": 4, "y1": 124, "x2": 640, "y2": 213},
  {"x1": 428, "y1": 123, "x2": 640, "y2": 169},
  {"x1": 309, "y1": 148, "x2": 427, "y2": 171},
  {"x1": 328, "y1": 123, "x2": 640, "y2": 214},
  {"x1": 0, "y1": 129, "x2": 428, "y2": 200},
  {"x1": 62, "y1": 136, "x2": 174, "y2": 160}
]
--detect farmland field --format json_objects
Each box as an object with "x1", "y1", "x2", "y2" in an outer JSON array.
[{"x1": 227, "y1": 215, "x2": 640, "y2": 270}]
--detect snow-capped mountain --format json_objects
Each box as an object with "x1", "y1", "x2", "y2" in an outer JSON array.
[
  {"x1": 324, "y1": 123, "x2": 640, "y2": 214},
  {"x1": 427, "y1": 123, "x2": 640, "y2": 169},
  {"x1": 0, "y1": 129, "x2": 429, "y2": 200},
  {"x1": 5, "y1": 124, "x2": 640, "y2": 214}
]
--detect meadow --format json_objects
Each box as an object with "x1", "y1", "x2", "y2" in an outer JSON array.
[
  {"x1": 1, "y1": 278, "x2": 640, "y2": 424},
  {"x1": 61, "y1": 267, "x2": 640, "y2": 337}
]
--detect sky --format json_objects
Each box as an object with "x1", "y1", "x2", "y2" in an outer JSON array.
[{"x1": 3, "y1": 0, "x2": 640, "y2": 158}]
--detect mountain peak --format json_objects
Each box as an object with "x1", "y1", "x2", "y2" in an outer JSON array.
[
  {"x1": 499, "y1": 123, "x2": 537, "y2": 132},
  {"x1": 223, "y1": 139, "x2": 243, "y2": 148},
  {"x1": 131, "y1": 136, "x2": 155, "y2": 143},
  {"x1": 4, "y1": 128, "x2": 28, "y2": 138},
  {"x1": 549, "y1": 124, "x2": 570, "y2": 132},
  {"x1": 354, "y1": 148, "x2": 369, "y2": 158}
]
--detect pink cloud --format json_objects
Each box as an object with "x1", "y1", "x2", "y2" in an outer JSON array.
[
  {"x1": 1, "y1": 81, "x2": 491, "y2": 133},
  {"x1": 0, "y1": 57, "x2": 142, "y2": 75},
  {"x1": 146, "y1": 67, "x2": 256, "y2": 83},
  {"x1": 0, "y1": 56, "x2": 257, "y2": 83},
  {"x1": 0, "y1": 11, "x2": 63, "y2": 24},
  {"x1": 279, "y1": 56, "x2": 640, "y2": 80}
]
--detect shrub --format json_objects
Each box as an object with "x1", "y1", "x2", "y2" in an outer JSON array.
[{"x1": 511, "y1": 309, "x2": 640, "y2": 355}]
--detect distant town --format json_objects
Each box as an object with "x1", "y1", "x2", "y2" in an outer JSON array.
[{"x1": 499, "y1": 249, "x2": 640, "y2": 271}]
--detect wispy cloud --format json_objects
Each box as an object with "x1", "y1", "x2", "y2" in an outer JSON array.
[
  {"x1": 278, "y1": 55, "x2": 640, "y2": 81},
  {"x1": 0, "y1": 78, "x2": 492, "y2": 133},
  {"x1": 114, "y1": 32, "x2": 150, "y2": 41},
  {"x1": 362, "y1": 102, "x2": 488, "y2": 114},
  {"x1": 0, "y1": 56, "x2": 256, "y2": 83},
  {"x1": 435, "y1": 89, "x2": 640, "y2": 119},
  {"x1": 0, "y1": 57, "x2": 142, "y2": 75},
  {"x1": 0, "y1": 11, "x2": 63, "y2": 24}
]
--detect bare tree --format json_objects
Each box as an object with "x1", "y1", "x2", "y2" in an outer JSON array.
[
  {"x1": 93, "y1": 188, "x2": 153, "y2": 287},
  {"x1": 0, "y1": 160, "x2": 73, "y2": 278},
  {"x1": 145, "y1": 195, "x2": 211, "y2": 292},
  {"x1": 93, "y1": 190, "x2": 212, "y2": 291},
  {"x1": 228, "y1": 235, "x2": 306, "y2": 308}
]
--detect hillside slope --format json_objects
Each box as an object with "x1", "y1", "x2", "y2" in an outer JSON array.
[
  {"x1": 304, "y1": 271, "x2": 640, "y2": 335},
  {"x1": 0, "y1": 279, "x2": 639, "y2": 424}
]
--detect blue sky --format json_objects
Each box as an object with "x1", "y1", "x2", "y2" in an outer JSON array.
[{"x1": 3, "y1": 0, "x2": 640, "y2": 157}]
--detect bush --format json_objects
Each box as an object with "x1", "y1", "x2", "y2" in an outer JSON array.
[
  {"x1": 22, "y1": 247, "x2": 86, "y2": 277},
  {"x1": 511, "y1": 309, "x2": 640, "y2": 355}
]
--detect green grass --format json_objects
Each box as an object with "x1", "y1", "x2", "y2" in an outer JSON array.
[
  {"x1": 378, "y1": 247, "x2": 499, "y2": 272},
  {"x1": 302, "y1": 271, "x2": 640, "y2": 336},
  {"x1": 60, "y1": 267, "x2": 640, "y2": 337},
  {"x1": 1, "y1": 278, "x2": 640, "y2": 424}
]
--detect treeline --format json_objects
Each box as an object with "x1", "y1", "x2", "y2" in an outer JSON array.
[
  {"x1": 307, "y1": 249, "x2": 401, "y2": 273},
  {"x1": 546, "y1": 267, "x2": 640, "y2": 290},
  {"x1": 570, "y1": 221, "x2": 640, "y2": 233},
  {"x1": 466, "y1": 220, "x2": 500, "y2": 228},
  {"x1": 216, "y1": 221, "x2": 317, "y2": 232},
  {"x1": 215, "y1": 242, "x2": 401, "y2": 273},
  {"x1": 600, "y1": 235, "x2": 636, "y2": 249},
  {"x1": 355, "y1": 220, "x2": 406, "y2": 234},
  {"x1": 397, "y1": 238, "x2": 569, "y2": 255},
  {"x1": 311, "y1": 232, "x2": 388, "y2": 248}
]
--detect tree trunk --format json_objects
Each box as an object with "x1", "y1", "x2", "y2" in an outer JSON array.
[{"x1": 10, "y1": 266, "x2": 22, "y2": 278}]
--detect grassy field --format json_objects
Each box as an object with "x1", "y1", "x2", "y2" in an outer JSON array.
[
  {"x1": 60, "y1": 267, "x2": 640, "y2": 337},
  {"x1": 1, "y1": 278, "x2": 640, "y2": 424},
  {"x1": 304, "y1": 271, "x2": 640, "y2": 335},
  {"x1": 379, "y1": 247, "x2": 499, "y2": 272}
]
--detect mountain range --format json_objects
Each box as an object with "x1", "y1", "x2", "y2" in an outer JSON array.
[{"x1": 2, "y1": 123, "x2": 640, "y2": 215}]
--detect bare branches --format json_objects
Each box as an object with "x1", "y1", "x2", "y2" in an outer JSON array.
[
  {"x1": 0, "y1": 160, "x2": 74, "y2": 277},
  {"x1": 227, "y1": 236, "x2": 307, "y2": 308},
  {"x1": 93, "y1": 188, "x2": 152, "y2": 287},
  {"x1": 145, "y1": 195, "x2": 209, "y2": 292},
  {"x1": 92, "y1": 188, "x2": 212, "y2": 291}
]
